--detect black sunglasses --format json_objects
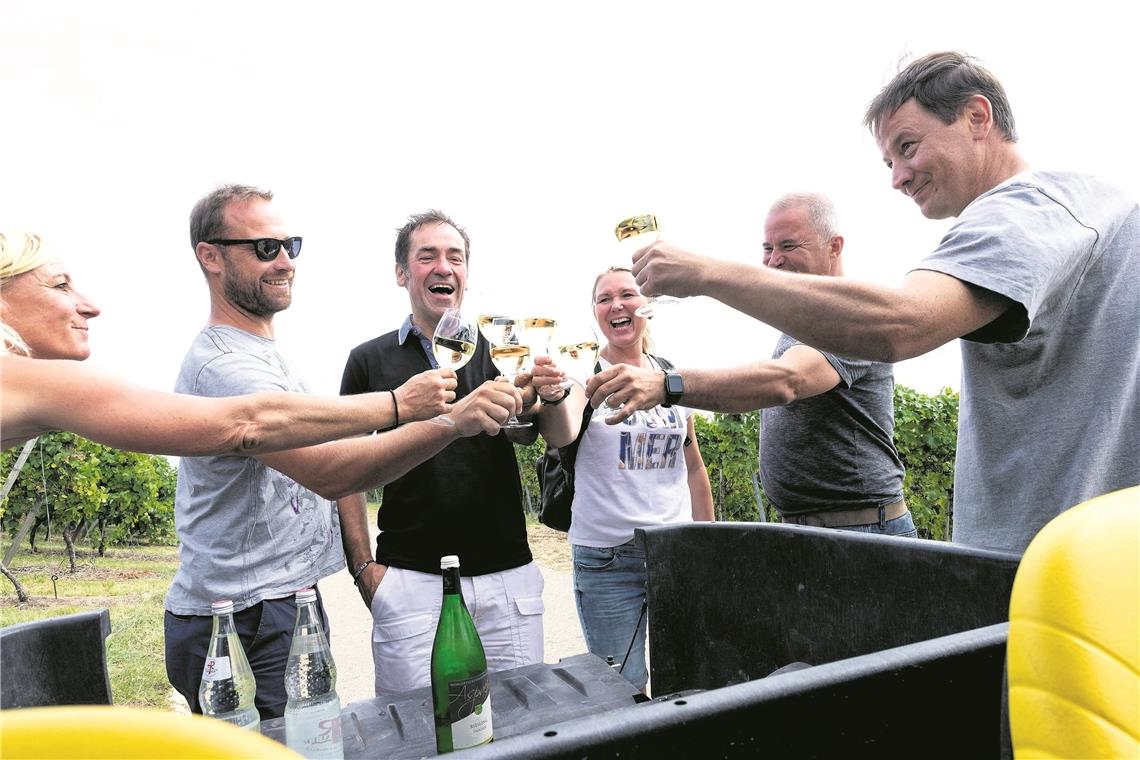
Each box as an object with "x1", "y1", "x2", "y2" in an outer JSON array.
[{"x1": 207, "y1": 237, "x2": 303, "y2": 261}]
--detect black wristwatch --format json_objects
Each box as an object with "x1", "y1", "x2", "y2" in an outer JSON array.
[{"x1": 662, "y1": 370, "x2": 684, "y2": 408}]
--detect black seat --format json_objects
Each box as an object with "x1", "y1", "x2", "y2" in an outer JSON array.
[{"x1": 0, "y1": 609, "x2": 113, "y2": 708}]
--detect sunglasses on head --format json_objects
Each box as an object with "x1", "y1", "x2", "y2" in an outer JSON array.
[{"x1": 207, "y1": 237, "x2": 303, "y2": 261}]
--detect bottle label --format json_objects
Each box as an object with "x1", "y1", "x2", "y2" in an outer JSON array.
[
  {"x1": 202, "y1": 656, "x2": 232, "y2": 682},
  {"x1": 447, "y1": 673, "x2": 492, "y2": 749},
  {"x1": 286, "y1": 696, "x2": 344, "y2": 759}
]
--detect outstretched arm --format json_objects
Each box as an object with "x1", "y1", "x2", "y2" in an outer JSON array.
[
  {"x1": 584, "y1": 345, "x2": 841, "y2": 424},
  {"x1": 0, "y1": 355, "x2": 455, "y2": 455},
  {"x1": 255, "y1": 379, "x2": 521, "y2": 500},
  {"x1": 633, "y1": 242, "x2": 1011, "y2": 362}
]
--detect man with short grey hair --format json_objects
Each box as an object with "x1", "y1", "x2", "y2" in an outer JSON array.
[{"x1": 588, "y1": 192, "x2": 912, "y2": 535}]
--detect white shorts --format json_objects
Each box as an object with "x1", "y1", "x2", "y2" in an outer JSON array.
[{"x1": 369, "y1": 562, "x2": 545, "y2": 695}]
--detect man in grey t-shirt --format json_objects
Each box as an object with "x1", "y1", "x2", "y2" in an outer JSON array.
[
  {"x1": 165, "y1": 185, "x2": 523, "y2": 719},
  {"x1": 589, "y1": 193, "x2": 912, "y2": 535},
  {"x1": 612, "y1": 52, "x2": 1139, "y2": 555}
]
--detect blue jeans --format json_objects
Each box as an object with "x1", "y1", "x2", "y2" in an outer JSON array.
[
  {"x1": 572, "y1": 538, "x2": 649, "y2": 691},
  {"x1": 840, "y1": 512, "x2": 918, "y2": 538}
]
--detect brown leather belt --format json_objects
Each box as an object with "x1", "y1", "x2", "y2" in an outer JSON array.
[{"x1": 783, "y1": 499, "x2": 908, "y2": 529}]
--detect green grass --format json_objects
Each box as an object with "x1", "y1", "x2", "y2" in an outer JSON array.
[{"x1": 1, "y1": 538, "x2": 179, "y2": 708}]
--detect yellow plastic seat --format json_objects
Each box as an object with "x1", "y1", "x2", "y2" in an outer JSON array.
[
  {"x1": 1008, "y1": 485, "x2": 1140, "y2": 759},
  {"x1": 0, "y1": 705, "x2": 301, "y2": 759}
]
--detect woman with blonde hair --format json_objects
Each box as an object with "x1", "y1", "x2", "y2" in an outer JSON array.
[
  {"x1": 538, "y1": 266, "x2": 714, "y2": 692},
  {"x1": 1, "y1": 230, "x2": 512, "y2": 454}
]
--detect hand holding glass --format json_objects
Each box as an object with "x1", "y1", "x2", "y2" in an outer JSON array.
[
  {"x1": 428, "y1": 308, "x2": 477, "y2": 426},
  {"x1": 615, "y1": 214, "x2": 680, "y2": 318},
  {"x1": 483, "y1": 316, "x2": 533, "y2": 429}
]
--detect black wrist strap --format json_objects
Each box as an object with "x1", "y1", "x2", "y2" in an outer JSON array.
[{"x1": 543, "y1": 386, "x2": 572, "y2": 406}]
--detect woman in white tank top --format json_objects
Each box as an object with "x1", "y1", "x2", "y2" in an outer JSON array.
[{"x1": 536, "y1": 267, "x2": 714, "y2": 691}]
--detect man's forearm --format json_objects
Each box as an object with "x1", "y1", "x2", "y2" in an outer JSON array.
[
  {"x1": 263, "y1": 421, "x2": 461, "y2": 501},
  {"x1": 678, "y1": 363, "x2": 805, "y2": 414},
  {"x1": 333, "y1": 422, "x2": 460, "y2": 497},
  {"x1": 701, "y1": 263, "x2": 913, "y2": 362},
  {"x1": 336, "y1": 492, "x2": 374, "y2": 568}
]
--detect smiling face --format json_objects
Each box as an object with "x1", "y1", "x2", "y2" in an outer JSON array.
[
  {"x1": 875, "y1": 98, "x2": 989, "y2": 220},
  {"x1": 0, "y1": 260, "x2": 101, "y2": 359},
  {"x1": 592, "y1": 269, "x2": 648, "y2": 352},
  {"x1": 396, "y1": 221, "x2": 468, "y2": 333},
  {"x1": 762, "y1": 204, "x2": 841, "y2": 276},
  {"x1": 211, "y1": 198, "x2": 296, "y2": 317}
]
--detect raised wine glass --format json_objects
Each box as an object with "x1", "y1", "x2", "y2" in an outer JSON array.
[
  {"x1": 556, "y1": 324, "x2": 622, "y2": 417},
  {"x1": 554, "y1": 325, "x2": 600, "y2": 392},
  {"x1": 615, "y1": 213, "x2": 680, "y2": 318},
  {"x1": 483, "y1": 316, "x2": 533, "y2": 429},
  {"x1": 433, "y1": 308, "x2": 478, "y2": 371},
  {"x1": 428, "y1": 308, "x2": 478, "y2": 426},
  {"x1": 523, "y1": 317, "x2": 558, "y2": 358}
]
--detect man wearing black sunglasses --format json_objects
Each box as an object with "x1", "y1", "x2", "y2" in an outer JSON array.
[
  {"x1": 165, "y1": 184, "x2": 525, "y2": 720},
  {"x1": 207, "y1": 235, "x2": 304, "y2": 261}
]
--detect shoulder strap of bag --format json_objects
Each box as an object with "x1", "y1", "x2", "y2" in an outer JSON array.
[{"x1": 563, "y1": 361, "x2": 601, "y2": 459}]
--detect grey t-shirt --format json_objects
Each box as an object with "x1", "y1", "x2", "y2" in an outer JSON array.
[
  {"x1": 760, "y1": 334, "x2": 904, "y2": 515},
  {"x1": 165, "y1": 325, "x2": 344, "y2": 615},
  {"x1": 917, "y1": 170, "x2": 1140, "y2": 554}
]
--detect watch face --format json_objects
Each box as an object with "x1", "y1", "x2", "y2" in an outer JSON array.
[{"x1": 665, "y1": 373, "x2": 683, "y2": 395}]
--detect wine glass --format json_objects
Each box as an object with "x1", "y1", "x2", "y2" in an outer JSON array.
[
  {"x1": 523, "y1": 317, "x2": 558, "y2": 358},
  {"x1": 432, "y1": 308, "x2": 478, "y2": 371},
  {"x1": 555, "y1": 324, "x2": 620, "y2": 416},
  {"x1": 484, "y1": 316, "x2": 533, "y2": 429},
  {"x1": 427, "y1": 308, "x2": 478, "y2": 427},
  {"x1": 554, "y1": 325, "x2": 600, "y2": 391},
  {"x1": 477, "y1": 314, "x2": 517, "y2": 347},
  {"x1": 615, "y1": 213, "x2": 681, "y2": 318}
]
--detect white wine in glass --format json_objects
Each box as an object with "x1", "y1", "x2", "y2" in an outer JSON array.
[
  {"x1": 489, "y1": 344, "x2": 531, "y2": 376},
  {"x1": 556, "y1": 337, "x2": 600, "y2": 389},
  {"x1": 427, "y1": 308, "x2": 478, "y2": 427},
  {"x1": 485, "y1": 316, "x2": 533, "y2": 429},
  {"x1": 615, "y1": 213, "x2": 680, "y2": 318},
  {"x1": 432, "y1": 309, "x2": 478, "y2": 371},
  {"x1": 523, "y1": 317, "x2": 558, "y2": 356},
  {"x1": 477, "y1": 315, "x2": 516, "y2": 347}
]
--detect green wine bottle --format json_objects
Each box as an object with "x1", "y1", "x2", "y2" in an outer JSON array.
[{"x1": 431, "y1": 555, "x2": 493, "y2": 753}]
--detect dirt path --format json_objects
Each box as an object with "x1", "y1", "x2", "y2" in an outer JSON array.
[{"x1": 325, "y1": 522, "x2": 583, "y2": 705}]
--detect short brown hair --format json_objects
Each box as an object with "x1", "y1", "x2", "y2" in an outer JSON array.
[
  {"x1": 189, "y1": 184, "x2": 274, "y2": 249},
  {"x1": 394, "y1": 210, "x2": 470, "y2": 272},
  {"x1": 863, "y1": 51, "x2": 1018, "y2": 142}
]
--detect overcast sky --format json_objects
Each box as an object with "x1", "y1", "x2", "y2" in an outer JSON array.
[{"x1": 4, "y1": 1, "x2": 1138, "y2": 400}]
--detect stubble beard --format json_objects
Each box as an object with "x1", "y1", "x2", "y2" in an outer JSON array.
[{"x1": 223, "y1": 273, "x2": 290, "y2": 317}]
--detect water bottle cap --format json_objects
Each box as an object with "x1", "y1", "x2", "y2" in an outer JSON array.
[
  {"x1": 440, "y1": 555, "x2": 460, "y2": 569},
  {"x1": 295, "y1": 588, "x2": 316, "y2": 604},
  {"x1": 210, "y1": 599, "x2": 234, "y2": 615}
]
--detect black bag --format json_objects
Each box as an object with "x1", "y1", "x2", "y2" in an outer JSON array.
[{"x1": 536, "y1": 357, "x2": 673, "y2": 531}]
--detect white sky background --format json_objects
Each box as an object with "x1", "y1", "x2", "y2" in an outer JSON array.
[{"x1": 4, "y1": 1, "x2": 1138, "y2": 400}]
